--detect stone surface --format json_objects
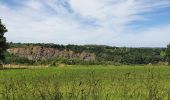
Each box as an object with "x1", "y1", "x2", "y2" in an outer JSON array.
[{"x1": 7, "y1": 46, "x2": 96, "y2": 61}]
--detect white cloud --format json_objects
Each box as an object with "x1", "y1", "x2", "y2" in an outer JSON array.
[
  {"x1": 110, "y1": 25, "x2": 170, "y2": 47},
  {"x1": 0, "y1": 0, "x2": 170, "y2": 47}
]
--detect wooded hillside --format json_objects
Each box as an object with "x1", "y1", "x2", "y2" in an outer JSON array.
[{"x1": 5, "y1": 43, "x2": 167, "y2": 65}]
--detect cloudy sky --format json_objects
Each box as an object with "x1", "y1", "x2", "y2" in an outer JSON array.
[{"x1": 0, "y1": 0, "x2": 170, "y2": 47}]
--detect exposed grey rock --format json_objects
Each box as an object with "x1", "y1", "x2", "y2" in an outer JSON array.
[{"x1": 7, "y1": 46, "x2": 96, "y2": 61}]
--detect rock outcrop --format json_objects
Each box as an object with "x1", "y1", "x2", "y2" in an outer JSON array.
[{"x1": 7, "y1": 46, "x2": 95, "y2": 61}]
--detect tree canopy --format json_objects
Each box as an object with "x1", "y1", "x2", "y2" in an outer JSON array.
[{"x1": 0, "y1": 19, "x2": 8, "y2": 63}]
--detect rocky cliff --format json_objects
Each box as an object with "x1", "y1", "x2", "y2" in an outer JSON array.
[{"x1": 7, "y1": 46, "x2": 96, "y2": 61}]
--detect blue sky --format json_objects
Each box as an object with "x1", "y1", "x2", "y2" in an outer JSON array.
[{"x1": 0, "y1": 0, "x2": 170, "y2": 47}]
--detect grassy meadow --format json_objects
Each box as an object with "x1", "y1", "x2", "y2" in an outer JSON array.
[{"x1": 1, "y1": 65, "x2": 170, "y2": 100}]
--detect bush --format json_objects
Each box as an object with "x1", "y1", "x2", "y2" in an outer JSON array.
[
  {"x1": 166, "y1": 44, "x2": 170, "y2": 64},
  {"x1": 0, "y1": 60, "x2": 3, "y2": 69}
]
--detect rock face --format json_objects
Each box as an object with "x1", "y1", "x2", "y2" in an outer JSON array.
[{"x1": 7, "y1": 46, "x2": 96, "y2": 61}]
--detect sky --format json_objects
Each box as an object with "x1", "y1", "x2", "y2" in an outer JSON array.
[{"x1": 0, "y1": 0, "x2": 170, "y2": 47}]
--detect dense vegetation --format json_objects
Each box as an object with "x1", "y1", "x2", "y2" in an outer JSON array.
[
  {"x1": 0, "y1": 19, "x2": 8, "y2": 64},
  {"x1": 166, "y1": 43, "x2": 170, "y2": 64},
  {"x1": 6, "y1": 43, "x2": 167, "y2": 65},
  {"x1": 1, "y1": 65, "x2": 170, "y2": 99}
]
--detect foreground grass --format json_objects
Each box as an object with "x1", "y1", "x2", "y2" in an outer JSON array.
[{"x1": 0, "y1": 65, "x2": 170, "y2": 100}]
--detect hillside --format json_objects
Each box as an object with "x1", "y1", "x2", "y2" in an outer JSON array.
[{"x1": 5, "y1": 43, "x2": 166, "y2": 65}]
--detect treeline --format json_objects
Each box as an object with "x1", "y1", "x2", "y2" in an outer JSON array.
[{"x1": 5, "y1": 43, "x2": 168, "y2": 65}]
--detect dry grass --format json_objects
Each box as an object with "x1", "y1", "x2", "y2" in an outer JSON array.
[
  {"x1": 58, "y1": 64, "x2": 65, "y2": 68},
  {"x1": 3, "y1": 64, "x2": 49, "y2": 69}
]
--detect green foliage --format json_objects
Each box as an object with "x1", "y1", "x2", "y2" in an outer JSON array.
[
  {"x1": 166, "y1": 43, "x2": 170, "y2": 64},
  {"x1": 37, "y1": 57, "x2": 100, "y2": 66},
  {"x1": 4, "y1": 52, "x2": 34, "y2": 65},
  {"x1": 0, "y1": 19, "x2": 8, "y2": 63}
]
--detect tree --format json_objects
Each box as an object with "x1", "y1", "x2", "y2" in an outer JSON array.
[
  {"x1": 166, "y1": 43, "x2": 170, "y2": 64},
  {"x1": 0, "y1": 19, "x2": 8, "y2": 65}
]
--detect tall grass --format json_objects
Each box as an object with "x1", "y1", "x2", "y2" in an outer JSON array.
[{"x1": 0, "y1": 65, "x2": 170, "y2": 99}]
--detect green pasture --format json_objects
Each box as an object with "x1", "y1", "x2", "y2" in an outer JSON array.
[{"x1": 0, "y1": 65, "x2": 170, "y2": 100}]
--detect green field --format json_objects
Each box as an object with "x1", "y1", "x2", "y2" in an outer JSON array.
[{"x1": 1, "y1": 65, "x2": 170, "y2": 100}]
